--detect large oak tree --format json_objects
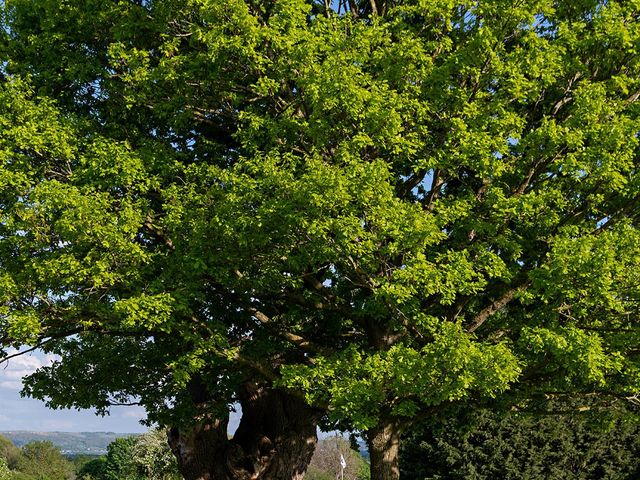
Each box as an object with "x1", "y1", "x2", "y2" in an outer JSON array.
[{"x1": 1, "y1": 1, "x2": 640, "y2": 479}]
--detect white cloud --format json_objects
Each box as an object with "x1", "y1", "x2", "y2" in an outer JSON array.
[
  {"x1": 0, "y1": 380, "x2": 23, "y2": 390},
  {"x1": 0, "y1": 350, "x2": 54, "y2": 391}
]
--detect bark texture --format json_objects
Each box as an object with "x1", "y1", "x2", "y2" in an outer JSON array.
[
  {"x1": 168, "y1": 382, "x2": 319, "y2": 480},
  {"x1": 367, "y1": 418, "x2": 402, "y2": 480}
]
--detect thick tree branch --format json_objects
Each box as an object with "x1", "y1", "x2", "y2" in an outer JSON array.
[
  {"x1": 550, "y1": 72, "x2": 581, "y2": 117},
  {"x1": 229, "y1": 350, "x2": 280, "y2": 382},
  {"x1": 423, "y1": 169, "x2": 444, "y2": 211},
  {"x1": 625, "y1": 89, "x2": 640, "y2": 105},
  {"x1": 143, "y1": 215, "x2": 175, "y2": 250},
  {"x1": 397, "y1": 169, "x2": 428, "y2": 199},
  {"x1": 467, "y1": 284, "x2": 528, "y2": 333},
  {"x1": 246, "y1": 306, "x2": 328, "y2": 355},
  {"x1": 369, "y1": 0, "x2": 378, "y2": 15},
  {"x1": 513, "y1": 147, "x2": 567, "y2": 197}
]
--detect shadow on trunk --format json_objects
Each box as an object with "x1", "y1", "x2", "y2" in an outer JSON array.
[
  {"x1": 367, "y1": 418, "x2": 402, "y2": 480},
  {"x1": 168, "y1": 382, "x2": 320, "y2": 480}
]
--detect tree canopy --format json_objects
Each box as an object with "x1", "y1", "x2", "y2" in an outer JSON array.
[
  {"x1": 1, "y1": 0, "x2": 639, "y2": 479},
  {"x1": 14, "y1": 441, "x2": 74, "y2": 480}
]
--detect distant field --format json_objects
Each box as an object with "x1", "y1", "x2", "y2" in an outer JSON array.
[{"x1": 0, "y1": 431, "x2": 138, "y2": 455}]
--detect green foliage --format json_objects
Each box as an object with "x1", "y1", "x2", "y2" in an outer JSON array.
[
  {"x1": 9, "y1": 473, "x2": 37, "y2": 480},
  {"x1": 282, "y1": 327, "x2": 521, "y2": 429},
  {"x1": 15, "y1": 442, "x2": 74, "y2": 480},
  {"x1": 129, "y1": 430, "x2": 181, "y2": 480},
  {"x1": 81, "y1": 430, "x2": 180, "y2": 480},
  {"x1": 0, "y1": 458, "x2": 11, "y2": 480},
  {"x1": 75, "y1": 457, "x2": 107, "y2": 480},
  {"x1": 305, "y1": 467, "x2": 334, "y2": 480},
  {"x1": 102, "y1": 437, "x2": 141, "y2": 480},
  {"x1": 401, "y1": 403, "x2": 640, "y2": 480},
  {"x1": 0, "y1": 436, "x2": 21, "y2": 469},
  {"x1": 0, "y1": 0, "x2": 639, "y2": 470}
]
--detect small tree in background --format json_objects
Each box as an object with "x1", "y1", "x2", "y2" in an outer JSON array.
[
  {"x1": 76, "y1": 457, "x2": 107, "y2": 480},
  {"x1": 15, "y1": 441, "x2": 74, "y2": 480},
  {"x1": 0, "y1": 436, "x2": 21, "y2": 470},
  {"x1": 102, "y1": 437, "x2": 140, "y2": 480},
  {"x1": 130, "y1": 430, "x2": 181, "y2": 480},
  {"x1": 78, "y1": 431, "x2": 181, "y2": 480},
  {"x1": 307, "y1": 436, "x2": 369, "y2": 480}
]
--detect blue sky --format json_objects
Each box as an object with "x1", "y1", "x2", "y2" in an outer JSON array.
[
  {"x1": 0, "y1": 350, "x2": 147, "y2": 433},
  {"x1": 0, "y1": 350, "x2": 315, "y2": 436}
]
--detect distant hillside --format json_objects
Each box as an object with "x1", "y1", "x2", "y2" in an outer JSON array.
[{"x1": 0, "y1": 431, "x2": 138, "y2": 455}]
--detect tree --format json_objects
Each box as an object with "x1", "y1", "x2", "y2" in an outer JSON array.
[
  {"x1": 1, "y1": 1, "x2": 640, "y2": 479},
  {"x1": 0, "y1": 435, "x2": 21, "y2": 470},
  {"x1": 400, "y1": 402, "x2": 640, "y2": 480},
  {"x1": 131, "y1": 430, "x2": 181, "y2": 480},
  {"x1": 15, "y1": 442, "x2": 74, "y2": 480},
  {"x1": 77, "y1": 431, "x2": 182, "y2": 480},
  {"x1": 102, "y1": 437, "x2": 141, "y2": 480},
  {"x1": 76, "y1": 457, "x2": 107, "y2": 480}
]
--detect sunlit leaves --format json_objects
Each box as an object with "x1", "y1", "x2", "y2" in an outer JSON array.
[{"x1": 281, "y1": 323, "x2": 521, "y2": 429}]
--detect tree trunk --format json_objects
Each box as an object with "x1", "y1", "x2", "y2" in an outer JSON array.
[
  {"x1": 168, "y1": 417, "x2": 231, "y2": 480},
  {"x1": 168, "y1": 382, "x2": 319, "y2": 480},
  {"x1": 367, "y1": 418, "x2": 402, "y2": 480}
]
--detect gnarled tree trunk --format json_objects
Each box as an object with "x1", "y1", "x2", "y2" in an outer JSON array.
[
  {"x1": 168, "y1": 382, "x2": 319, "y2": 480},
  {"x1": 367, "y1": 418, "x2": 402, "y2": 480}
]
